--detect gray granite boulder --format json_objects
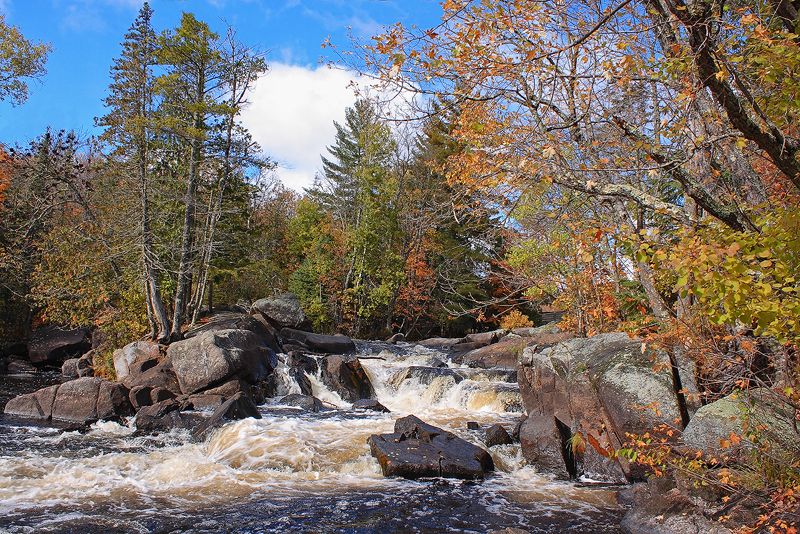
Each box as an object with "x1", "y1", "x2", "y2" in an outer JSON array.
[
  {"x1": 5, "y1": 377, "x2": 133, "y2": 425},
  {"x1": 113, "y1": 340, "x2": 160, "y2": 382},
  {"x1": 251, "y1": 293, "x2": 312, "y2": 331},
  {"x1": 184, "y1": 313, "x2": 281, "y2": 354},
  {"x1": 518, "y1": 332, "x2": 683, "y2": 482},
  {"x1": 167, "y1": 329, "x2": 278, "y2": 395}
]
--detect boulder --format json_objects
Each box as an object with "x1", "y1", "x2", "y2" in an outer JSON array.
[
  {"x1": 150, "y1": 387, "x2": 176, "y2": 404},
  {"x1": 7, "y1": 360, "x2": 36, "y2": 373},
  {"x1": 287, "y1": 352, "x2": 318, "y2": 374},
  {"x1": 682, "y1": 389, "x2": 794, "y2": 462},
  {"x1": 62, "y1": 355, "x2": 93, "y2": 378},
  {"x1": 319, "y1": 355, "x2": 376, "y2": 402},
  {"x1": 168, "y1": 329, "x2": 278, "y2": 395},
  {"x1": 61, "y1": 358, "x2": 80, "y2": 378},
  {"x1": 280, "y1": 328, "x2": 356, "y2": 355},
  {"x1": 184, "y1": 313, "x2": 281, "y2": 354},
  {"x1": 464, "y1": 330, "x2": 503, "y2": 345},
  {"x1": 485, "y1": 424, "x2": 513, "y2": 447},
  {"x1": 352, "y1": 399, "x2": 390, "y2": 412},
  {"x1": 620, "y1": 477, "x2": 734, "y2": 534},
  {"x1": 280, "y1": 393, "x2": 324, "y2": 412},
  {"x1": 122, "y1": 358, "x2": 181, "y2": 395},
  {"x1": 517, "y1": 332, "x2": 682, "y2": 482},
  {"x1": 192, "y1": 392, "x2": 262, "y2": 441},
  {"x1": 458, "y1": 336, "x2": 527, "y2": 369},
  {"x1": 416, "y1": 337, "x2": 465, "y2": 348},
  {"x1": 368, "y1": 415, "x2": 494, "y2": 480},
  {"x1": 290, "y1": 367, "x2": 313, "y2": 396},
  {"x1": 133, "y1": 400, "x2": 204, "y2": 434},
  {"x1": 113, "y1": 341, "x2": 160, "y2": 382},
  {"x1": 129, "y1": 385, "x2": 154, "y2": 410},
  {"x1": 28, "y1": 325, "x2": 91, "y2": 365},
  {"x1": 96, "y1": 381, "x2": 134, "y2": 420},
  {"x1": 386, "y1": 333, "x2": 406, "y2": 344},
  {"x1": 3, "y1": 384, "x2": 59, "y2": 420},
  {"x1": 4, "y1": 378, "x2": 132, "y2": 425},
  {"x1": 251, "y1": 293, "x2": 312, "y2": 331},
  {"x1": 203, "y1": 378, "x2": 249, "y2": 398},
  {"x1": 187, "y1": 394, "x2": 225, "y2": 412},
  {"x1": 262, "y1": 368, "x2": 296, "y2": 398},
  {"x1": 449, "y1": 341, "x2": 491, "y2": 355},
  {"x1": 51, "y1": 377, "x2": 103, "y2": 423}
]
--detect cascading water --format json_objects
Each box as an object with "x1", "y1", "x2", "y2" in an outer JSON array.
[{"x1": 0, "y1": 341, "x2": 624, "y2": 533}]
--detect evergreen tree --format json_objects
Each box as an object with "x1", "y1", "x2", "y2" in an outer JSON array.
[
  {"x1": 97, "y1": 3, "x2": 170, "y2": 343},
  {"x1": 157, "y1": 13, "x2": 225, "y2": 340},
  {"x1": 304, "y1": 99, "x2": 404, "y2": 336}
]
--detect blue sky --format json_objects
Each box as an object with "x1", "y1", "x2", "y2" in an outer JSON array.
[{"x1": 0, "y1": 0, "x2": 444, "y2": 190}]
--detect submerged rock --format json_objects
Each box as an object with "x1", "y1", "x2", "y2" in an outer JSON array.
[
  {"x1": 192, "y1": 392, "x2": 262, "y2": 441},
  {"x1": 390, "y1": 366, "x2": 463, "y2": 389},
  {"x1": 368, "y1": 414, "x2": 494, "y2": 480},
  {"x1": 352, "y1": 399, "x2": 390, "y2": 412},
  {"x1": 280, "y1": 393, "x2": 324, "y2": 412}
]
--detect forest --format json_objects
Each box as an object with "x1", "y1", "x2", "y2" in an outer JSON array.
[{"x1": 1, "y1": 0, "x2": 800, "y2": 530}]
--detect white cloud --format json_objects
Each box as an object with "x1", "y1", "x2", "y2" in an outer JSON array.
[{"x1": 241, "y1": 62, "x2": 358, "y2": 192}]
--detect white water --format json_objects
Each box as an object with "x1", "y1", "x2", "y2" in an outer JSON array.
[{"x1": 0, "y1": 342, "x2": 623, "y2": 533}]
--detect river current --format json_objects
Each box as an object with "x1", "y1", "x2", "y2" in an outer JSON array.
[{"x1": 0, "y1": 342, "x2": 624, "y2": 533}]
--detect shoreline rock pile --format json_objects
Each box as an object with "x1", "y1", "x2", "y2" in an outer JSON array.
[{"x1": 3, "y1": 293, "x2": 371, "y2": 436}]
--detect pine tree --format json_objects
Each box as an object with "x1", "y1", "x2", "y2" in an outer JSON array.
[
  {"x1": 96, "y1": 3, "x2": 170, "y2": 343},
  {"x1": 157, "y1": 13, "x2": 225, "y2": 340},
  {"x1": 305, "y1": 99, "x2": 404, "y2": 336}
]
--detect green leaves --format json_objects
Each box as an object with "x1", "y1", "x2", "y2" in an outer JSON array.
[
  {"x1": 672, "y1": 207, "x2": 800, "y2": 344},
  {"x1": 0, "y1": 13, "x2": 51, "y2": 106}
]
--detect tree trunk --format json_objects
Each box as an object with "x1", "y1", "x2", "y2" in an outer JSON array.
[{"x1": 170, "y1": 132, "x2": 201, "y2": 341}]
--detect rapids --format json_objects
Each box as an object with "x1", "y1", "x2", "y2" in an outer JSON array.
[{"x1": 0, "y1": 342, "x2": 624, "y2": 533}]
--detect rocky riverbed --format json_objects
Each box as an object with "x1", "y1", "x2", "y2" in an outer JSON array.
[{"x1": 1, "y1": 293, "x2": 756, "y2": 533}]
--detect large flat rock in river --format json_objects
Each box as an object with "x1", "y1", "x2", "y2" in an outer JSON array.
[{"x1": 368, "y1": 415, "x2": 493, "y2": 480}]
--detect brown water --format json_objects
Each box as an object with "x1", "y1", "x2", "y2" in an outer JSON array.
[{"x1": 0, "y1": 342, "x2": 624, "y2": 533}]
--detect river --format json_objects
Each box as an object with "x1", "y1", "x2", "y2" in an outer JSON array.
[{"x1": 0, "y1": 341, "x2": 624, "y2": 533}]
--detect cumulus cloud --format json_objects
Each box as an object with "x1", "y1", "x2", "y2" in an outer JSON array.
[{"x1": 241, "y1": 62, "x2": 358, "y2": 192}]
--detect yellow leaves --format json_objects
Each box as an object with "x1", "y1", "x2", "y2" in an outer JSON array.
[
  {"x1": 542, "y1": 145, "x2": 556, "y2": 159},
  {"x1": 620, "y1": 55, "x2": 634, "y2": 70},
  {"x1": 741, "y1": 13, "x2": 759, "y2": 25}
]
